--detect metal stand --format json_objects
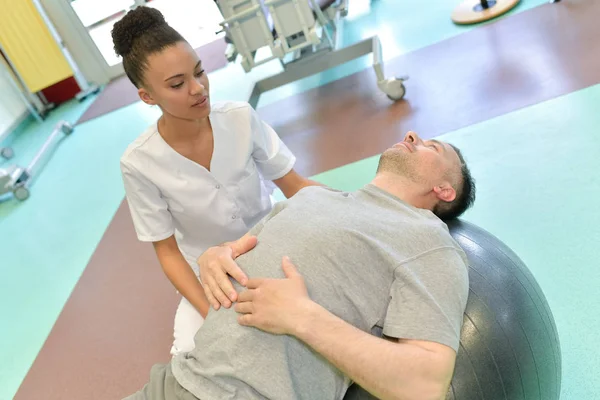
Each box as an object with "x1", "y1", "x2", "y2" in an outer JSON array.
[
  {"x1": 248, "y1": 36, "x2": 407, "y2": 108},
  {"x1": 0, "y1": 121, "x2": 73, "y2": 201},
  {"x1": 216, "y1": 0, "x2": 407, "y2": 108},
  {"x1": 474, "y1": 0, "x2": 497, "y2": 11}
]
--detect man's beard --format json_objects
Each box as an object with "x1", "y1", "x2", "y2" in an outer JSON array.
[{"x1": 377, "y1": 148, "x2": 426, "y2": 184}]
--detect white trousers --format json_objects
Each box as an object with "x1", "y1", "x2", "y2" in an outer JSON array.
[
  {"x1": 170, "y1": 295, "x2": 205, "y2": 356},
  {"x1": 170, "y1": 260, "x2": 206, "y2": 356}
]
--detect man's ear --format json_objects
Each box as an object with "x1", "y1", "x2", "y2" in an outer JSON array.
[
  {"x1": 433, "y1": 182, "x2": 456, "y2": 203},
  {"x1": 138, "y1": 87, "x2": 156, "y2": 106}
]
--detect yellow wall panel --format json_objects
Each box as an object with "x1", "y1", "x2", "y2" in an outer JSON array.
[{"x1": 0, "y1": 0, "x2": 73, "y2": 93}]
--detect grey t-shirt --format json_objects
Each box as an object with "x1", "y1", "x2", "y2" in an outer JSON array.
[{"x1": 171, "y1": 184, "x2": 469, "y2": 400}]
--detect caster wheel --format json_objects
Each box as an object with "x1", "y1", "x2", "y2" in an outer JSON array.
[
  {"x1": 380, "y1": 78, "x2": 406, "y2": 101},
  {"x1": 1, "y1": 147, "x2": 14, "y2": 160},
  {"x1": 14, "y1": 184, "x2": 30, "y2": 201},
  {"x1": 61, "y1": 122, "x2": 74, "y2": 135}
]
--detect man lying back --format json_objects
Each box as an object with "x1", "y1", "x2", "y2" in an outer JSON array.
[{"x1": 126, "y1": 131, "x2": 476, "y2": 400}]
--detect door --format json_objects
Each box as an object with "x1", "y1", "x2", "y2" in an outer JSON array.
[
  {"x1": 66, "y1": 0, "x2": 139, "y2": 79},
  {"x1": 60, "y1": 0, "x2": 225, "y2": 81}
]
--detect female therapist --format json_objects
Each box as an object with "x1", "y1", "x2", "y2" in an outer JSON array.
[{"x1": 112, "y1": 7, "x2": 319, "y2": 355}]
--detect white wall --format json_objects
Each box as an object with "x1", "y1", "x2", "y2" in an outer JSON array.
[{"x1": 0, "y1": 64, "x2": 28, "y2": 140}]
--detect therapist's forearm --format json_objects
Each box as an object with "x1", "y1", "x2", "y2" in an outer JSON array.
[
  {"x1": 274, "y1": 170, "x2": 323, "y2": 198},
  {"x1": 154, "y1": 237, "x2": 210, "y2": 317},
  {"x1": 162, "y1": 257, "x2": 210, "y2": 318}
]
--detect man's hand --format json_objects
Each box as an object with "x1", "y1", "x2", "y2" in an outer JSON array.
[
  {"x1": 198, "y1": 235, "x2": 258, "y2": 310},
  {"x1": 235, "y1": 257, "x2": 314, "y2": 335},
  {"x1": 236, "y1": 257, "x2": 456, "y2": 400}
]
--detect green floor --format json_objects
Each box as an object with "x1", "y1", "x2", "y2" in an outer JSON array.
[{"x1": 0, "y1": 0, "x2": 583, "y2": 399}]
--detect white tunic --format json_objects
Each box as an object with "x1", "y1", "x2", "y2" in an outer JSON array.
[{"x1": 120, "y1": 101, "x2": 295, "y2": 273}]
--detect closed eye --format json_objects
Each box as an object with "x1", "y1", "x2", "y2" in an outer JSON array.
[
  {"x1": 429, "y1": 139, "x2": 446, "y2": 153},
  {"x1": 171, "y1": 82, "x2": 184, "y2": 89}
]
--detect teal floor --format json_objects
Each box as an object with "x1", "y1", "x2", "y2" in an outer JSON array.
[{"x1": 0, "y1": 0, "x2": 571, "y2": 399}]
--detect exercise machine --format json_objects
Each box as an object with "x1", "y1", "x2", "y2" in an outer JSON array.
[
  {"x1": 451, "y1": 0, "x2": 520, "y2": 25},
  {"x1": 451, "y1": 0, "x2": 562, "y2": 25},
  {"x1": 215, "y1": 0, "x2": 407, "y2": 108},
  {"x1": 0, "y1": 120, "x2": 73, "y2": 201}
]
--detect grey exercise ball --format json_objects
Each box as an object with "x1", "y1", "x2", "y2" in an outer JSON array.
[{"x1": 343, "y1": 219, "x2": 562, "y2": 400}]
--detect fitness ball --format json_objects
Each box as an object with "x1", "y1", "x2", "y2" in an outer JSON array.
[{"x1": 343, "y1": 219, "x2": 561, "y2": 400}]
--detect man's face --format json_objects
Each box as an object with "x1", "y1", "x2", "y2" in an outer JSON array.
[{"x1": 378, "y1": 132, "x2": 462, "y2": 190}]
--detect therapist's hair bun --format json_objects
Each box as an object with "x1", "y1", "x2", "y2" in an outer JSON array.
[
  {"x1": 111, "y1": 6, "x2": 186, "y2": 87},
  {"x1": 112, "y1": 7, "x2": 167, "y2": 57}
]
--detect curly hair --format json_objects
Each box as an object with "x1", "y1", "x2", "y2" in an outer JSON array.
[{"x1": 111, "y1": 7, "x2": 185, "y2": 87}]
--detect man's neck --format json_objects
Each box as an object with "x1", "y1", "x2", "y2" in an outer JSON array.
[{"x1": 370, "y1": 173, "x2": 436, "y2": 211}]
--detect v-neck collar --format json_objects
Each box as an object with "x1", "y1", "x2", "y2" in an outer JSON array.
[{"x1": 155, "y1": 114, "x2": 218, "y2": 175}]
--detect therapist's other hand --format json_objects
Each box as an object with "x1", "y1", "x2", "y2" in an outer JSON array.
[
  {"x1": 198, "y1": 235, "x2": 257, "y2": 310},
  {"x1": 236, "y1": 257, "x2": 313, "y2": 336}
]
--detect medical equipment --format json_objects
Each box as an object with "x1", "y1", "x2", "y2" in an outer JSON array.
[
  {"x1": 0, "y1": 120, "x2": 73, "y2": 201},
  {"x1": 452, "y1": 0, "x2": 520, "y2": 25},
  {"x1": 216, "y1": 0, "x2": 407, "y2": 107}
]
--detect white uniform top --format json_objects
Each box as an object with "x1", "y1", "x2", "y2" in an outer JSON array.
[{"x1": 120, "y1": 101, "x2": 296, "y2": 273}]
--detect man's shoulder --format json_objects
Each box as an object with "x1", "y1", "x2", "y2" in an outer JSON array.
[
  {"x1": 423, "y1": 219, "x2": 467, "y2": 258},
  {"x1": 294, "y1": 185, "x2": 345, "y2": 200},
  {"x1": 393, "y1": 215, "x2": 468, "y2": 268}
]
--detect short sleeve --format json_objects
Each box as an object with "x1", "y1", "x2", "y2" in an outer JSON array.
[
  {"x1": 249, "y1": 106, "x2": 296, "y2": 181},
  {"x1": 383, "y1": 247, "x2": 469, "y2": 353},
  {"x1": 121, "y1": 160, "x2": 175, "y2": 242}
]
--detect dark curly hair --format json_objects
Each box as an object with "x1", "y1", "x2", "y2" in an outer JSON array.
[{"x1": 111, "y1": 7, "x2": 185, "y2": 87}]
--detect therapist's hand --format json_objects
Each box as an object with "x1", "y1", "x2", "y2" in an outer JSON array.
[{"x1": 198, "y1": 235, "x2": 257, "y2": 310}]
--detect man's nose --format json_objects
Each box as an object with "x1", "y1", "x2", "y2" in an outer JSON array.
[{"x1": 404, "y1": 131, "x2": 422, "y2": 145}]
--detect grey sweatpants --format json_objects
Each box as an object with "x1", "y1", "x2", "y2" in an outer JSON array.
[{"x1": 123, "y1": 363, "x2": 198, "y2": 400}]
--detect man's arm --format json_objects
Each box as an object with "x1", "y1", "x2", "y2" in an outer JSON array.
[
  {"x1": 273, "y1": 169, "x2": 322, "y2": 198},
  {"x1": 295, "y1": 302, "x2": 456, "y2": 400},
  {"x1": 235, "y1": 258, "x2": 456, "y2": 400}
]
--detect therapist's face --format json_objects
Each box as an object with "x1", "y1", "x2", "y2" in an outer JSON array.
[{"x1": 138, "y1": 41, "x2": 211, "y2": 121}]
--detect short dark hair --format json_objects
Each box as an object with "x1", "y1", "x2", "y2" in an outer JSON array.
[
  {"x1": 111, "y1": 7, "x2": 185, "y2": 88},
  {"x1": 433, "y1": 144, "x2": 476, "y2": 220}
]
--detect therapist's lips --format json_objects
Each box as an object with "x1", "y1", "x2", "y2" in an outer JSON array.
[{"x1": 191, "y1": 96, "x2": 208, "y2": 108}]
